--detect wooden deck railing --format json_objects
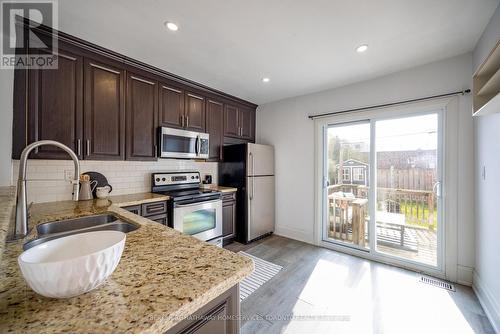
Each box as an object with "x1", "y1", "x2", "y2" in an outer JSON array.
[{"x1": 328, "y1": 184, "x2": 436, "y2": 228}]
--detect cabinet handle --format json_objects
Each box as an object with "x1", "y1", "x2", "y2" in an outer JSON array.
[
  {"x1": 185, "y1": 115, "x2": 189, "y2": 128},
  {"x1": 154, "y1": 144, "x2": 157, "y2": 158},
  {"x1": 180, "y1": 115, "x2": 184, "y2": 127},
  {"x1": 77, "y1": 139, "x2": 81, "y2": 156},
  {"x1": 86, "y1": 139, "x2": 90, "y2": 156}
]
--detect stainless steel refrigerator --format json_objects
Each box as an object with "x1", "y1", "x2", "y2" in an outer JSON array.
[{"x1": 219, "y1": 143, "x2": 275, "y2": 244}]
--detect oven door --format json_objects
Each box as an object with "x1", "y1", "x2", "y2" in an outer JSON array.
[
  {"x1": 160, "y1": 127, "x2": 209, "y2": 159},
  {"x1": 173, "y1": 199, "x2": 222, "y2": 241}
]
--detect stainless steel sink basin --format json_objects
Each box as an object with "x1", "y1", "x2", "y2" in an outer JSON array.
[
  {"x1": 24, "y1": 214, "x2": 139, "y2": 251},
  {"x1": 37, "y1": 214, "x2": 118, "y2": 235}
]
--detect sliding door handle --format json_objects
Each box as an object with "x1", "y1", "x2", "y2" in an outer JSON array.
[{"x1": 433, "y1": 181, "x2": 442, "y2": 198}]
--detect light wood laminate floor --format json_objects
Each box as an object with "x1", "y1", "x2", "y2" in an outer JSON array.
[{"x1": 226, "y1": 235, "x2": 494, "y2": 334}]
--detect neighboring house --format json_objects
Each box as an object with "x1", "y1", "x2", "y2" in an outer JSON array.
[{"x1": 336, "y1": 159, "x2": 369, "y2": 186}]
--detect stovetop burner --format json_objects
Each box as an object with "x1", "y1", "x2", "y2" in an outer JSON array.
[{"x1": 156, "y1": 188, "x2": 219, "y2": 198}]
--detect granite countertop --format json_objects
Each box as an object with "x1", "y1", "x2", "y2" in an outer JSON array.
[
  {"x1": 200, "y1": 185, "x2": 237, "y2": 193},
  {"x1": 0, "y1": 189, "x2": 253, "y2": 333}
]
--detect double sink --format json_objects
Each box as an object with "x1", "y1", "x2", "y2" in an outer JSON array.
[{"x1": 24, "y1": 214, "x2": 139, "y2": 250}]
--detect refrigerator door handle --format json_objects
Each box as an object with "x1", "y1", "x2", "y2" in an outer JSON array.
[
  {"x1": 249, "y1": 152, "x2": 254, "y2": 176},
  {"x1": 251, "y1": 177, "x2": 255, "y2": 200},
  {"x1": 249, "y1": 152, "x2": 255, "y2": 200}
]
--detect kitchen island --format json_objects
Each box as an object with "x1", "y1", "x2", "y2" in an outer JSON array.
[{"x1": 0, "y1": 189, "x2": 253, "y2": 333}]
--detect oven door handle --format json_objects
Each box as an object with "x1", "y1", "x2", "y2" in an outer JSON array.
[{"x1": 175, "y1": 199, "x2": 221, "y2": 208}]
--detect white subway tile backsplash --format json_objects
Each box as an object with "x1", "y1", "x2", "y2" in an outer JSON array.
[{"x1": 11, "y1": 159, "x2": 218, "y2": 203}]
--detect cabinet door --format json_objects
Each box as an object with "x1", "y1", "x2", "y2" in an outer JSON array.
[
  {"x1": 167, "y1": 285, "x2": 239, "y2": 334},
  {"x1": 239, "y1": 107, "x2": 255, "y2": 141},
  {"x1": 185, "y1": 92, "x2": 206, "y2": 132},
  {"x1": 147, "y1": 214, "x2": 168, "y2": 225},
  {"x1": 27, "y1": 47, "x2": 83, "y2": 159},
  {"x1": 123, "y1": 204, "x2": 142, "y2": 216},
  {"x1": 126, "y1": 73, "x2": 158, "y2": 160},
  {"x1": 206, "y1": 99, "x2": 224, "y2": 161},
  {"x1": 159, "y1": 84, "x2": 184, "y2": 129},
  {"x1": 222, "y1": 200, "x2": 236, "y2": 238},
  {"x1": 181, "y1": 303, "x2": 228, "y2": 334},
  {"x1": 141, "y1": 201, "x2": 168, "y2": 216},
  {"x1": 223, "y1": 104, "x2": 239, "y2": 138},
  {"x1": 84, "y1": 58, "x2": 125, "y2": 160}
]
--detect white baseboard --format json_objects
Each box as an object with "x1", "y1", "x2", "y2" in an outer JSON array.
[
  {"x1": 274, "y1": 225, "x2": 313, "y2": 244},
  {"x1": 457, "y1": 265, "x2": 473, "y2": 286},
  {"x1": 473, "y1": 271, "x2": 500, "y2": 333}
]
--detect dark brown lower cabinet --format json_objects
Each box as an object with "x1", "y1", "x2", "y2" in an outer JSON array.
[
  {"x1": 123, "y1": 204, "x2": 141, "y2": 216},
  {"x1": 222, "y1": 191, "x2": 237, "y2": 245},
  {"x1": 166, "y1": 284, "x2": 240, "y2": 334},
  {"x1": 147, "y1": 213, "x2": 168, "y2": 225},
  {"x1": 123, "y1": 200, "x2": 168, "y2": 225}
]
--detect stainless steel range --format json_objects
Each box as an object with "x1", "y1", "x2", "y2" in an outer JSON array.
[{"x1": 151, "y1": 172, "x2": 223, "y2": 247}]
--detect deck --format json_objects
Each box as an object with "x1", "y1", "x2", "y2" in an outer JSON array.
[{"x1": 328, "y1": 224, "x2": 437, "y2": 266}]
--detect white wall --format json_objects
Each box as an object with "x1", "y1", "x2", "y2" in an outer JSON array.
[
  {"x1": 257, "y1": 53, "x2": 474, "y2": 280},
  {"x1": 472, "y1": 4, "x2": 500, "y2": 332}
]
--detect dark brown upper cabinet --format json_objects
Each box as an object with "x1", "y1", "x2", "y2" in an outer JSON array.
[
  {"x1": 185, "y1": 92, "x2": 205, "y2": 132},
  {"x1": 224, "y1": 104, "x2": 240, "y2": 138},
  {"x1": 84, "y1": 58, "x2": 125, "y2": 160},
  {"x1": 206, "y1": 99, "x2": 224, "y2": 161},
  {"x1": 159, "y1": 84, "x2": 184, "y2": 129},
  {"x1": 12, "y1": 22, "x2": 257, "y2": 161},
  {"x1": 26, "y1": 45, "x2": 83, "y2": 159},
  {"x1": 126, "y1": 72, "x2": 158, "y2": 161},
  {"x1": 158, "y1": 84, "x2": 206, "y2": 132},
  {"x1": 224, "y1": 104, "x2": 255, "y2": 141},
  {"x1": 239, "y1": 107, "x2": 255, "y2": 141}
]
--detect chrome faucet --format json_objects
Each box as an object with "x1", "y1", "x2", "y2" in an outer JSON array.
[{"x1": 14, "y1": 140, "x2": 80, "y2": 239}]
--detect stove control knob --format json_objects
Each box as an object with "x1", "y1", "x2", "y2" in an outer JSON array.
[
  {"x1": 191, "y1": 176, "x2": 195, "y2": 179},
  {"x1": 155, "y1": 178, "x2": 160, "y2": 183},
  {"x1": 195, "y1": 175, "x2": 199, "y2": 179},
  {"x1": 162, "y1": 178, "x2": 166, "y2": 182}
]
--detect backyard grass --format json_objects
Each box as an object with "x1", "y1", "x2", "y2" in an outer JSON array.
[{"x1": 397, "y1": 202, "x2": 437, "y2": 230}]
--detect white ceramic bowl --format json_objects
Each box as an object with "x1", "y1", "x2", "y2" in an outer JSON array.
[{"x1": 18, "y1": 231, "x2": 126, "y2": 299}]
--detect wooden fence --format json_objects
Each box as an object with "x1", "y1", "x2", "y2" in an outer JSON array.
[{"x1": 377, "y1": 168, "x2": 436, "y2": 191}]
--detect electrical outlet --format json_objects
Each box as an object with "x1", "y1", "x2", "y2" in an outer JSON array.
[{"x1": 64, "y1": 170, "x2": 74, "y2": 181}]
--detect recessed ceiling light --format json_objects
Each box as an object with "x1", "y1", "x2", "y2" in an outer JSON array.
[
  {"x1": 356, "y1": 44, "x2": 368, "y2": 53},
  {"x1": 262, "y1": 77, "x2": 270, "y2": 83},
  {"x1": 165, "y1": 21, "x2": 179, "y2": 31}
]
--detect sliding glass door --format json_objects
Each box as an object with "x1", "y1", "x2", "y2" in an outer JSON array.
[
  {"x1": 322, "y1": 111, "x2": 442, "y2": 270},
  {"x1": 374, "y1": 114, "x2": 440, "y2": 266},
  {"x1": 325, "y1": 122, "x2": 371, "y2": 250}
]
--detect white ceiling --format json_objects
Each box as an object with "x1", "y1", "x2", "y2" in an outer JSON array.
[{"x1": 58, "y1": 0, "x2": 499, "y2": 105}]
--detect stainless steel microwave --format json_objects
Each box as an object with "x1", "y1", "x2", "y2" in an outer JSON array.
[{"x1": 159, "y1": 127, "x2": 209, "y2": 159}]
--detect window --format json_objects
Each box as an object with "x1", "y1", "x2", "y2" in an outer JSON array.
[
  {"x1": 342, "y1": 168, "x2": 350, "y2": 181},
  {"x1": 353, "y1": 167, "x2": 364, "y2": 181}
]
